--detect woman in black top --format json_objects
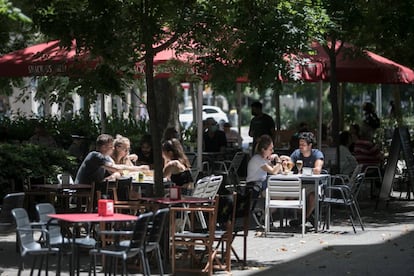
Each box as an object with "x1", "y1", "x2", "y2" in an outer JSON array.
[{"x1": 162, "y1": 138, "x2": 193, "y2": 195}]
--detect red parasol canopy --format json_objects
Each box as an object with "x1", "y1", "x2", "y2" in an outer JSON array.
[
  {"x1": 303, "y1": 41, "x2": 414, "y2": 84},
  {"x1": 0, "y1": 40, "x2": 99, "y2": 77},
  {"x1": 0, "y1": 40, "x2": 199, "y2": 79}
]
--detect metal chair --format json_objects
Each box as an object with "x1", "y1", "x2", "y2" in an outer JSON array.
[
  {"x1": 119, "y1": 208, "x2": 170, "y2": 275},
  {"x1": 212, "y1": 152, "x2": 245, "y2": 188},
  {"x1": 36, "y1": 203, "x2": 96, "y2": 276},
  {"x1": 363, "y1": 164, "x2": 383, "y2": 198},
  {"x1": 0, "y1": 192, "x2": 25, "y2": 232},
  {"x1": 320, "y1": 173, "x2": 366, "y2": 233},
  {"x1": 265, "y1": 176, "x2": 306, "y2": 237},
  {"x1": 89, "y1": 211, "x2": 153, "y2": 276},
  {"x1": 12, "y1": 207, "x2": 60, "y2": 276},
  {"x1": 203, "y1": 175, "x2": 223, "y2": 199}
]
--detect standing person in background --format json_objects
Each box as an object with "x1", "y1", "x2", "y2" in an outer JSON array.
[
  {"x1": 361, "y1": 102, "x2": 380, "y2": 141},
  {"x1": 248, "y1": 101, "x2": 276, "y2": 154},
  {"x1": 162, "y1": 138, "x2": 194, "y2": 195},
  {"x1": 349, "y1": 124, "x2": 360, "y2": 153}
]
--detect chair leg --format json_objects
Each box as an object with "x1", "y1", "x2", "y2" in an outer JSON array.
[
  {"x1": 140, "y1": 253, "x2": 148, "y2": 276},
  {"x1": 45, "y1": 254, "x2": 49, "y2": 276},
  {"x1": 347, "y1": 206, "x2": 357, "y2": 233},
  {"x1": 352, "y1": 201, "x2": 365, "y2": 231},
  {"x1": 144, "y1": 252, "x2": 151, "y2": 276},
  {"x1": 122, "y1": 258, "x2": 127, "y2": 276},
  {"x1": 33, "y1": 255, "x2": 40, "y2": 276},
  {"x1": 264, "y1": 206, "x2": 270, "y2": 235},
  {"x1": 18, "y1": 257, "x2": 23, "y2": 276},
  {"x1": 155, "y1": 246, "x2": 164, "y2": 275},
  {"x1": 57, "y1": 252, "x2": 61, "y2": 276}
]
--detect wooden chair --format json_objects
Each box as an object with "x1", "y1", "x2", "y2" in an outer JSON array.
[
  {"x1": 170, "y1": 196, "x2": 219, "y2": 276},
  {"x1": 212, "y1": 192, "x2": 238, "y2": 273},
  {"x1": 112, "y1": 177, "x2": 146, "y2": 214},
  {"x1": 231, "y1": 189, "x2": 251, "y2": 265}
]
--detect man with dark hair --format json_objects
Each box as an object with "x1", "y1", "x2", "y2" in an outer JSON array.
[
  {"x1": 289, "y1": 132, "x2": 324, "y2": 227},
  {"x1": 75, "y1": 134, "x2": 144, "y2": 184},
  {"x1": 248, "y1": 101, "x2": 276, "y2": 153}
]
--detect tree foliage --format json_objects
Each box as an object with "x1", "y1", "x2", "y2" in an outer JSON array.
[{"x1": 25, "y1": 0, "x2": 329, "y2": 195}]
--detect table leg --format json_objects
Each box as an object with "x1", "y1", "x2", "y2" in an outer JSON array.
[{"x1": 314, "y1": 179, "x2": 319, "y2": 232}]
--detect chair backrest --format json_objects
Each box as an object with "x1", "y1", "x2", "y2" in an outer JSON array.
[
  {"x1": 57, "y1": 173, "x2": 74, "y2": 184},
  {"x1": 216, "y1": 192, "x2": 237, "y2": 232},
  {"x1": 351, "y1": 173, "x2": 366, "y2": 199},
  {"x1": 322, "y1": 147, "x2": 338, "y2": 172},
  {"x1": 36, "y1": 203, "x2": 56, "y2": 223},
  {"x1": 186, "y1": 152, "x2": 197, "y2": 167},
  {"x1": 190, "y1": 168, "x2": 199, "y2": 182},
  {"x1": 234, "y1": 189, "x2": 251, "y2": 229},
  {"x1": 204, "y1": 175, "x2": 223, "y2": 199},
  {"x1": 12, "y1": 208, "x2": 40, "y2": 254},
  {"x1": 24, "y1": 176, "x2": 47, "y2": 191},
  {"x1": 115, "y1": 177, "x2": 132, "y2": 201},
  {"x1": 350, "y1": 164, "x2": 364, "y2": 184},
  {"x1": 192, "y1": 175, "x2": 211, "y2": 198},
  {"x1": 129, "y1": 211, "x2": 153, "y2": 250},
  {"x1": 0, "y1": 192, "x2": 25, "y2": 223},
  {"x1": 266, "y1": 176, "x2": 303, "y2": 201},
  {"x1": 229, "y1": 152, "x2": 245, "y2": 172},
  {"x1": 147, "y1": 208, "x2": 169, "y2": 244},
  {"x1": 35, "y1": 203, "x2": 62, "y2": 241}
]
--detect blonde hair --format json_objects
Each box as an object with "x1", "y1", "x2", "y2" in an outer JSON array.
[{"x1": 112, "y1": 134, "x2": 131, "y2": 164}]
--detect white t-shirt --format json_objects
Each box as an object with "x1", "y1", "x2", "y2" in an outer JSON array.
[{"x1": 246, "y1": 154, "x2": 270, "y2": 183}]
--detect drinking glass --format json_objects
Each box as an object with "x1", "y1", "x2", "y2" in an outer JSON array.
[{"x1": 296, "y1": 160, "x2": 303, "y2": 174}]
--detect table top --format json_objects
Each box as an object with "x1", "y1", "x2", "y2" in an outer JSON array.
[
  {"x1": 140, "y1": 196, "x2": 212, "y2": 205},
  {"x1": 48, "y1": 213, "x2": 138, "y2": 223},
  {"x1": 31, "y1": 183, "x2": 92, "y2": 190},
  {"x1": 274, "y1": 173, "x2": 330, "y2": 179}
]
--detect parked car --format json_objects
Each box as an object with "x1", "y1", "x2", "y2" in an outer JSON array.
[{"x1": 179, "y1": 105, "x2": 228, "y2": 129}]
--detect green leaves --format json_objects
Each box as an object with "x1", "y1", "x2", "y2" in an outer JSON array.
[{"x1": 0, "y1": 0, "x2": 32, "y2": 23}]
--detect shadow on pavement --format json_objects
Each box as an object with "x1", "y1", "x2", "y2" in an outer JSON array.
[{"x1": 240, "y1": 229, "x2": 414, "y2": 276}]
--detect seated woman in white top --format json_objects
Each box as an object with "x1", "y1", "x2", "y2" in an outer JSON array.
[{"x1": 246, "y1": 134, "x2": 285, "y2": 194}]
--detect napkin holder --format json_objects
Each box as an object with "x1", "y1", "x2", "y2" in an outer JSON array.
[
  {"x1": 170, "y1": 186, "x2": 181, "y2": 200},
  {"x1": 302, "y1": 167, "x2": 313, "y2": 176},
  {"x1": 98, "y1": 199, "x2": 114, "y2": 216}
]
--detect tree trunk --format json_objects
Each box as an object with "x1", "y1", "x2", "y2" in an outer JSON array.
[
  {"x1": 326, "y1": 41, "x2": 340, "y2": 147},
  {"x1": 145, "y1": 49, "x2": 164, "y2": 197}
]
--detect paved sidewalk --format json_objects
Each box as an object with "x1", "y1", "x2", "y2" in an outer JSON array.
[{"x1": 1, "y1": 194, "x2": 414, "y2": 275}]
